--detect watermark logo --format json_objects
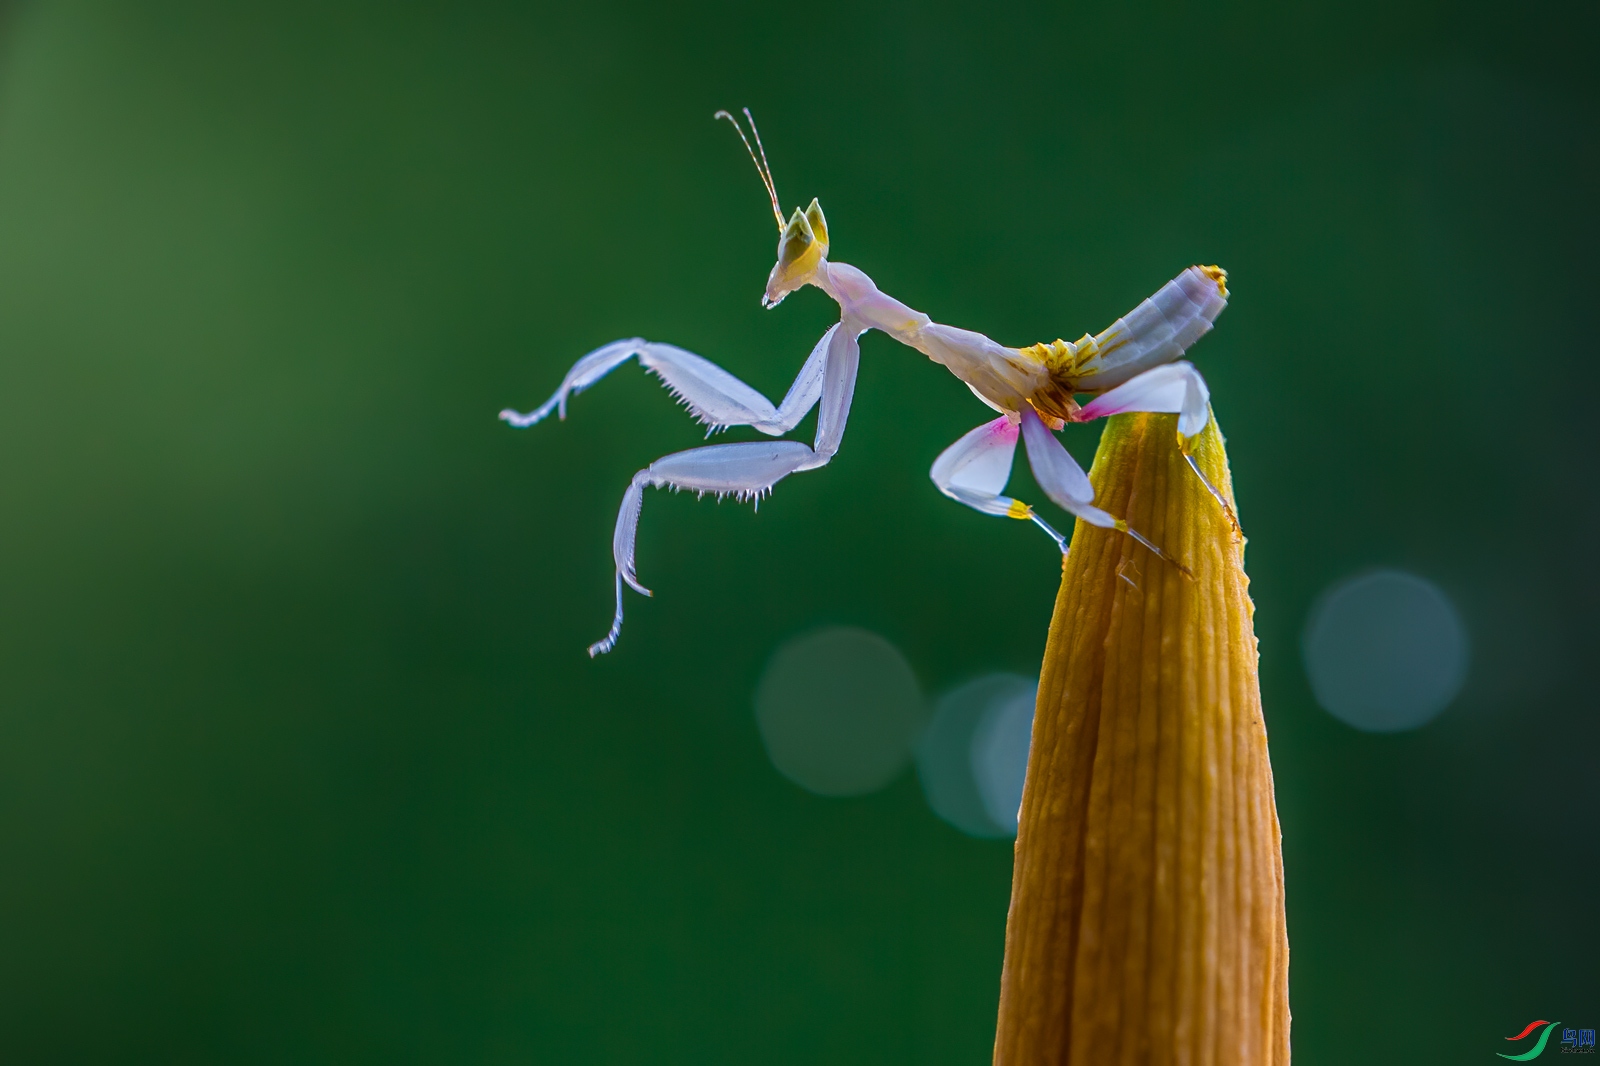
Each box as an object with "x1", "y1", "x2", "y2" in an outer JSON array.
[{"x1": 1499, "y1": 1020, "x2": 1595, "y2": 1059}]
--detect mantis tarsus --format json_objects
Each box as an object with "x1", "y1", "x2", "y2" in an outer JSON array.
[{"x1": 502, "y1": 109, "x2": 1233, "y2": 656}]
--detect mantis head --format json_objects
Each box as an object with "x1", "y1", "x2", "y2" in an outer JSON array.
[
  {"x1": 764, "y1": 198, "x2": 828, "y2": 309},
  {"x1": 714, "y1": 107, "x2": 830, "y2": 309}
]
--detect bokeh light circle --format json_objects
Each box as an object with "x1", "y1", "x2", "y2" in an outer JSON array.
[
  {"x1": 917, "y1": 673, "x2": 1036, "y2": 838},
  {"x1": 754, "y1": 626, "x2": 927, "y2": 797},
  {"x1": 1302, "y1": 569, "x2": 1469, "y2": 732},
  {"x1": 971, "y1": 683, "x2": 1036, "y2": 834}
]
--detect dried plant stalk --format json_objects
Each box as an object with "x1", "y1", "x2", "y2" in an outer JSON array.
[{"x1": 993, "y1": 412, "x2": 1289, "y2": 1065}]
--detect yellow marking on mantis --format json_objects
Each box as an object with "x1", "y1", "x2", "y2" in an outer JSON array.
[
  {"x1": 1028, "y1": 388, "x2": 1080, "y2": 426},
  {"x1": 1020, "y1": 327, "x2": 1128, "y2": 400},
  {"x1": 1199, "y1": 264, "x2": 1229, "y2": 297},
  {"x1": 1089, "y1": 327, "x2": 1129, "y2": 359},
  {"x1": 1018, "y1": 336, "x2": 1101, "y2": 379},
  {"x1": 1007, "y1": 499, "x2": 1033, "y2": 520}
]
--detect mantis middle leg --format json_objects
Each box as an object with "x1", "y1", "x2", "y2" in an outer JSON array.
[
  {"x1": 928, "y1": 414, "x2": 1076, "y2": 551},
  {"x1": 930, "y1": 407, "x2": 1187, "y2": 569}
]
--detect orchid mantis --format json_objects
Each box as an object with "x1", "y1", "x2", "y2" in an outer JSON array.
[{"x1": 501, "y1": 109, "x2": 1233, "y2": 656}]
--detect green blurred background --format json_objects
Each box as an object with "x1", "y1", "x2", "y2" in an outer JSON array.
[{"x1": 0, "y1": 1, "x2": 1594, "y2": 1061}]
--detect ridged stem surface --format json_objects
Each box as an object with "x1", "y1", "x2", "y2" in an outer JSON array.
[{"x1": 993, "y1": 411, "x2": 1289, "y2": 1066}]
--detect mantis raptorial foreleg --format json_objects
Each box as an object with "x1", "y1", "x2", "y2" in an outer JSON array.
[
  {"x1": 586, "y1": 323, "x2": 863, "y2": 655},
  {"x1": 499, "y1": 326, "x2": 837, "y2": 436},
  {"x1": 499, "y1": 338, "x2": 641, "y2": 427}
]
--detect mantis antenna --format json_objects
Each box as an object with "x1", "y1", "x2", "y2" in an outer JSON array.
[{"x1": 714, "y1": 107, "x2": 784, "y2": 232}]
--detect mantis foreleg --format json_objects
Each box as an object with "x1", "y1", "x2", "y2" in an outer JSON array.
[
  {"x1": 587, "y1": 323, "x2": 864, "y2": 655},
  {"x1": 500, "y1": 326, "x2": 836, "y2": 436}
]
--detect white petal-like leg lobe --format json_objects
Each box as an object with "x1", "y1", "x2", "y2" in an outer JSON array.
[
  {"x1": 930, "y1": 415, "x2": 1020, "y2": 516},
  {"x1": 927, "y1": 415, "x2": 1069, "y2": 549},
  {"x1": 1074, "y1": 361, "x2": 1239, "y2": 537},
  {"x1": 1018, "y1": 407, "x2": 1187, "y2": 568},
  {"x1": 501, "y1": 338, "x2": 645, "y2": 426},
  {"x1": 1077, "y1": 267, "x2": 1228, "y2": 388},
  {"x1": 1019, "y1": 408, "x2": 1091, "y2": 504},
  {"x1": 1019, "y1": 408, "x2": 1118, "y2": 530},
  {"x1": 1076, "y1": 360, "x2": 1212, "y2": 440}
]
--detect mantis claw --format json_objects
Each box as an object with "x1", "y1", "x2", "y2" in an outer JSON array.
[
  {"x1": 1181, "y1": 451, "x2": 1243, "y2": 541},
  {"x1": 587, "y1": 573, "x2": 627, "y2": 658},
  {"x1": 1115, "y1": 520, "x2": 1194, "y2": 580}
]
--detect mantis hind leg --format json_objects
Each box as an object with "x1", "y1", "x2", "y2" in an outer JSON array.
[
  {"x1": 1180, "y1": 451, "x2": 1242, "y2": 540},
  {"x1": 1075, "y1": 360, "x2": 1242, "y2": 539}
]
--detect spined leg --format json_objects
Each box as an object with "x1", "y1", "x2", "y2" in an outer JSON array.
[
  {"x1": 588, "y1": 440, "x2": 818, "y2": 657},
  {"x1": 499, "y1": 338, "x2": 643, "y2": 427},
  {"x1": 588, "y1": 325, "x2": 864, "y2": 656},
  {"x1": 500, "y1": 325, "x2": 836, "y2": 435},
  {"x1": 1075, "y1": 361, "x2": 1240, "y2": 535}
]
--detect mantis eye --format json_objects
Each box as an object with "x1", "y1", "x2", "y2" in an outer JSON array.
[
  {"x1": 803, "y1": 198, "x2": 828, "y2": 253},
  {"x1": 777, "y1": 208, "x2": 816, "y2": 270}
]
